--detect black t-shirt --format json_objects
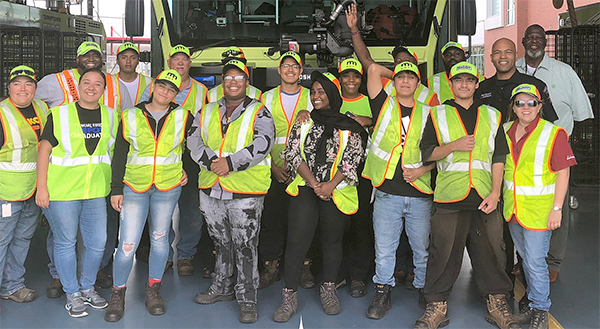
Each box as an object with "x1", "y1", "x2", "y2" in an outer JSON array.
[
  {"x1": 420, "y1": 99, "x2": 509, "y2": 210},
  {"x1": 41, "y1": 103, "x2": 102, "y2": 155},
  {"x1": 0, "y1": 104, "x2": 41, "y2": 151},
  {"x1": 369, "y1": 90, "x2": 431, "y2": 198},
  {"x1": 474, "y1": 71, "x2": 558, "y2": 123}
]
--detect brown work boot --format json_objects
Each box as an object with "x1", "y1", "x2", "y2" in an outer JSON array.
[
  {"x1": 46, "y1": 278, "x2": 64, "y2": 298},
  {"x1": 258, "y1": 259, "x2": 280, "y2": 290},
  {"x1": 414, "y1": 301, "x2": 449, "y2": 329},
  {"x1": 319, "y1": 282, "x2": 341, "y2": 315},
  {"x1": 177, "y1": 259, "x2": 194, "y2": 276},
  {"x1": 485, "y1": 294, "x2": 521, "y2": 329},
  {"x1": 1, "y1": 287, "x2": 36, "y2": 303},
  {"x1": 145, "y1": 282, "x2": 165, "y2": 316},
  {"x1": 104, "y1": 287, "x2": 126, "y2": 322},
  {"x1": 273, "y1": 288, "x2": 298, "y2": 323},
  {"x1": 300, "y1": 259, "x2": 315, "y2": 289}
]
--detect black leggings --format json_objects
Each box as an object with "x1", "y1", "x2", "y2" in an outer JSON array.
[{"x1": 284, "y1": 186, "x2": 349, "y2": 289}]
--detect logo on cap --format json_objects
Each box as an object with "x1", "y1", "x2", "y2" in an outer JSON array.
[
  {"x1": 511, "y1": 83, "x2": 540, "y2": 99},
  {"x1": 449, "y1": 61, "x2": 478, "y2": 80},
  {"x1": 339, "y1": 59, "x2": 363, "y2": 74},
  {"x1": 156, "y1": 69, "x2": 182, "y2": 90},
  {"x1": 393, "y1": 62, "x2": 420, "y2": 79},
  {"x1": 169, "y1": 44, "x2": 190, "y2": 58},
  {"x1": 77, "y1": 41, "x2": 102, "y2": 57},
  {"x1": 117, "y1": 42, "x2": 139, "y2": 55},
  {"x1": 222, "y1": 59, "x2": 249, "y2": 77}
]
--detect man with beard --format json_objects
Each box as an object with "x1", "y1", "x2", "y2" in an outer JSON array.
[
  {"x1": 427, "y1": 42, "x2": 484, "y2": 104},
  {"x1": 516, "y1": 24, "x2": 593, "y2": 284}
]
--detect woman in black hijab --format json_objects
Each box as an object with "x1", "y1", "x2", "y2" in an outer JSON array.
[{"x1": 273, "y1": 71, "x2": 366, "y2": 323}]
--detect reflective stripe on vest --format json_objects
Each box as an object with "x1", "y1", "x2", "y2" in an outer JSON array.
[
  {"x1": 285, "y1": 121, "x2": 358, "y2": 215},
  {"x1": 428, "y1": 72, "x2": 455, "y2": 104},
  {"x1": 262, "y1": 86, "x2": 312, "y2": 167},
  {"x1": 0, "y1": 99, "x2": 48, "y2": 200},
  {"x1": 503, "y1": 119, "x2": 561, "y2": 230},
  {"x1": 55, "y1": 70, "x2": 120, "y2": 111},
  {"x1": 362, "y1": 97, "x2": 432, "y2": 193},
  {"x1": 179, "y1": 80, "x2": 207, "y2": 116},
  {"x1": 430, "y1": 104, "x2": 500, "y2": 203},
  {"x1": 122, "y1": 106, "x2": 187, "y2": 192},
  {"x1": 208, "y1": 84, "x2": 262, "y2": 103},
  {"x1": 47, "y1": 103, "x2": 117, "y2": 200},
  {"x1": 198, "y1": 102, "x2": 271, "y2": 194},
  {"x1": 383, "y1": 79, "x2": 436, "y2": 106}
]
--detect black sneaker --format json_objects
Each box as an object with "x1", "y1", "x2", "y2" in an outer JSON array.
[
  {"x1": 81, "y1": 288, "x2": 108, "y2": 309},
  {"x1": 194, "y1": 286, "x2": 235, "y2": 304},
  {"x1": 530, "y1": 309, "x2": 549, "y2": 329},
  {"x1": 349, "y1": 280, "x2": 367, "y2": 298},
  {"x1": 366, "y1": 284, "x2": 392, "y2": 320},
  {"x1": 239, "y1": 302, "x2": 258, "y2": 323}
]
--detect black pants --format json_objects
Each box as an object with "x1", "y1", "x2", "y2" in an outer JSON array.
[
  {"x1": 284, "y1": 186, "x2": 349, "y2": 289},
  {"x1": 258, "y1": 178, "x2": 290, "y2": 262},
  {"x1": 342, "y1": 175, "x2": 374, "y2": 282},
  {"x1": 423, "y1": 207, "x2": 513, "y2": 303}
]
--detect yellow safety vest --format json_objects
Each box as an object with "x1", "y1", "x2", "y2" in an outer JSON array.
[
  {"x1": 429, "y1": 104, "x2": 500, "y2": 203},
  {"x1": 208, "y1": 84, "x2": 262, "y2": 103},
  {"x1": 118, "y1": 73, "x2": 153, "y2": 105},
  {"x1": 55, "y1": 69, "x2": 122, "y2": 112},
  {"x1": 286, "y1": 121, "x2": 358, "y2": 215},
  {"x1": 261, "y1": 86, "x2": 312, "y2": 168},
  {"x1": 362, "y1": 97, "x2": 432, "y2": 194},
  {"x1": 47, "y1": 103, "x2": 118, "y2": 200},
  {"x1": 503, "y1": 119, "x2": 562, "y2": 230},
  {"x1": 122, "y1": 106, "x2": 188, "y2": 193},
  {"x1": 340, "y1": 94, "x2": 372, "y2": 117},
  {"x1": 383, "y1": 78, "x2": 439, "y2": 106},
  {"x1": 198, "y1": 102, "x2": 271, "y2": 194},
  {"x1": 0, "y1": 99, "x2": 48, "y2": 201}
]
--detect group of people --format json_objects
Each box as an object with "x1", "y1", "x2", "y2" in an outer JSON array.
[{"x1": 0, "y1": 4, "x2": 593, "y2": 328}]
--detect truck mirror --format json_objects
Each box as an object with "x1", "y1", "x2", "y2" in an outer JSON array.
[
  {"x1": 456, "y1": 0, "x2": 476, "y2": 36},
  {"x1": 125, "y1": 0, "x2": 144, "y2": 37}
]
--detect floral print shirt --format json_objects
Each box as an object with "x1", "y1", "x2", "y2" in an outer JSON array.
[{"x1": 281, "y1": 121, "x2": 365, "y2": 186}]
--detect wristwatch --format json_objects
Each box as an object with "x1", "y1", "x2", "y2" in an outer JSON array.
[{"x1": 552, "y1": 206, "x2": 562, "y2": 211}]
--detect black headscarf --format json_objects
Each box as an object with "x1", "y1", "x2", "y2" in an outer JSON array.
[{"x1": 309, "y1": 71, "x2": 367, "y2": 163}]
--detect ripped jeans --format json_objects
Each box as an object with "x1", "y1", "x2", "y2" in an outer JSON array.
[{"x1": 112, "y1": 185, "x2": 181, "y2": 287}]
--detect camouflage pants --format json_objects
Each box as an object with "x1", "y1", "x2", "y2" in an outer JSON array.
[{"x1": 199, "y1": 192, "x2": 264, "y2": 304}]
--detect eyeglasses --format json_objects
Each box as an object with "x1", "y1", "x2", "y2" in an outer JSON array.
[
  {"x1": 280, "y1": 64, "x2": 300, "y2": 70},
  {"x1": 223, "y1": 75, "x2": 246, "y2": 83},
  {"x1": 515, "y1": 100, "x2": 540, "y2": 108}
]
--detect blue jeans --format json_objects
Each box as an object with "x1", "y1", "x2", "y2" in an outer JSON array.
[
  {"x1": 0, "y1": 198, "x2": 40, "y2": 296},
  {"x1": 168, "y1": 182, "x2": 204, "y2": 261},
  {"x1": 43, "y1": 198, "x2": 107, "y2": 295},
  {"x1": 372, "y1": 189, "x2": 432, "y2": 288},
  {"x1": 113, "y1": 185, "x2": 181, "y2": 287},
  {"x1": 509, "y1": 222, "x2": 552, "y2": 311}
]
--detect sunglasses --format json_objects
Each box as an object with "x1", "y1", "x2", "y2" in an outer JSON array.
[
  {"x1": 515, "y1": 100, "x2": 540, "y2": 108},
  {"x1": 222, "y1": 49, "x2": 243, "y2": 58},
  {"x1": 223, "y1": 75, "x2": 246, "y2": 83}
]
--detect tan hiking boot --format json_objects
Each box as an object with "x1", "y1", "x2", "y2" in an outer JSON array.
[
  {"x1": 485, "y1": 294, "x2": 522, "y2": 329},
  {"x1": 414, "y1": 301, "x2": 449, "y2": 329}
]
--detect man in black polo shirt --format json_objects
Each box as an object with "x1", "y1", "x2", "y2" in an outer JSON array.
[{"x1": 475, "y1": 38, "x2": 558, "y2": 122}]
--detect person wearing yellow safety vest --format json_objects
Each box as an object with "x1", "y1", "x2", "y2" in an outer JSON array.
[
  {"x1": 116, "y1": 42, "x2": 153, "y2": 106},
  {"x1": 35, "y1": 41, "x2": 132, "y2": 299},
  {"x1": 36, "y1": 41, "x2": 133, "y2": 112},
  {"x1": 189, "y1": 60, "x2": 275, "y2": 324},
  {"x1": 256, "y1": 51, "x2": 312, "y2": 290},
  {"x1": 344, "y1": 4, "x2": 440, "y2": 107},
  {"x1": 427, "y1": 41, "x2": 484, "y2": 104},
  {"x1": 503, "y1": 84, "x2": 575, "y2": 329},
  {"x1": 415, "y1": 62, "x2": 520, "y2": 329},
  {"x1": 140, "y1": 44, "x2": 209, "y2": 277},
  {"x1": 273, "y1": 71, "x2": 367, "y2": 323},
  {"x1": 207, "y1": 46, "x2": 262, "y2": 102},
  {"x1": 362, "y1": 61, "x2": 435, "y2": 319},
  {"x1": 36, "y1": 68, "x2": 118, "y2": 318},
  {"x1": 104, "y1": 69, "x2": 192, "y2": 322},
  {"x1": 0, "y1": 66, "x2": 48, "y2": 304}
]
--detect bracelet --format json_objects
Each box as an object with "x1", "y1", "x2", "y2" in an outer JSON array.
[{"x1": 351, "y1": 30, "x2": 360, "y2": 36}]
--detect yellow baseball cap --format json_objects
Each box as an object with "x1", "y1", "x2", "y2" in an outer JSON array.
[
  {"x1": 391, "y1": 45, "x2": 418, "y2": 63},
  {"x1": 322, "y1": 72, "x2": 341, "y2": 90},
  {"x1": 77, "y1": 41, "x2": 102, "y2": 57},
  {"x1": 511, "y1": 84, "x2": 541, "y2": 100},
  {"x1": 117, "y1": 42, "x2": 139, "y2": 55},
  {"x1": 393, "y1": 62, "x2": 420, "y2": 79},
  {"x1": 222, "y1": 59, "x2": 249, "y2": 77},
  {"x1": 339, "y1": 58, "x2": 363, "y2": 75},
  {"x1": 155, "y1": 69, "x2": 182, "y2": 90},
  {"x1": 441, "y1": 41, "x2": 465, "y2": 55},
  {"x1": 279, "y1": 51, "x2": 302, "y2": 66},
  {"x1": 169, "y1": 44, "x2": 190, "y2": 58},
  {"x1": 9, "y1": 65, "x2": 37, "y2": 83},
  {"x1": 222, "y1": 46, "x2": 246, "y2": 60},
  {"x1": 449, "y1": 61, "x2": 479, "y2": 80}
]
